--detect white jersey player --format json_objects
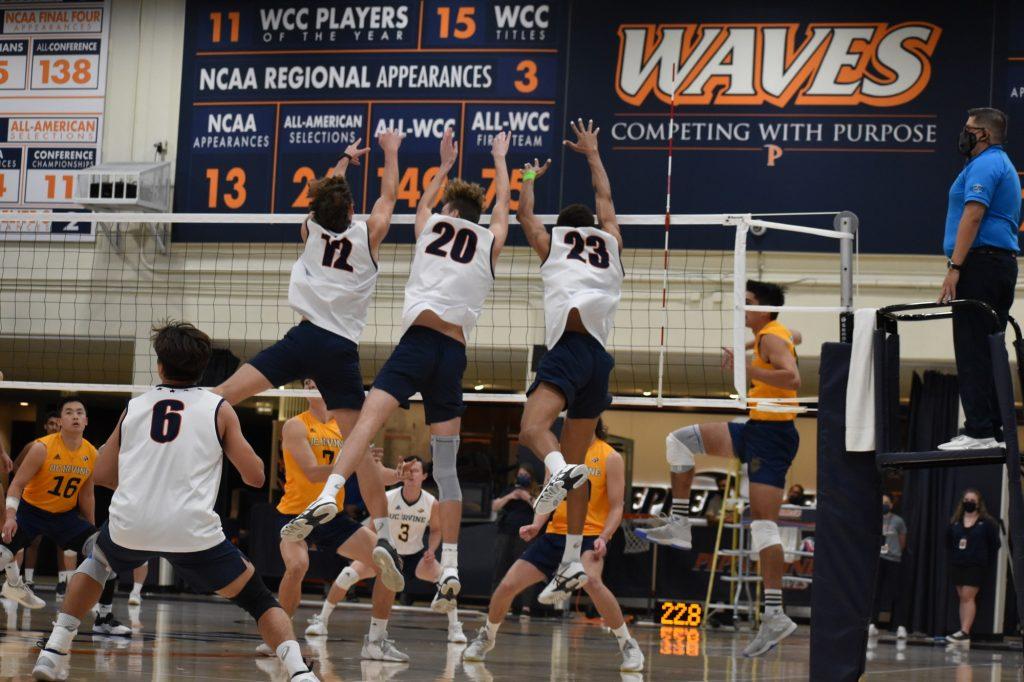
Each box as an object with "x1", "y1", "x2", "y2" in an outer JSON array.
[
  {"x1": 306, "y1": 456, "x2": 466, "y2": 644},
  {"x1": 32, "y1": 323, "x2": 318, "y2": 682},
  {"x1": 515, "y1": 119, "x2": 625, "y2": 605},
  {"x1": 212, "y1": 132, "x2": 410, "y2": 593},
  {"x1": 282, "y1": 128, "x2": 514, "y2": 615}
]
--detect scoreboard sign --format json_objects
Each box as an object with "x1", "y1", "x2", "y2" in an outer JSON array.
[
  {"x1": 174, "y1": 0, "x2": 564, "y2": 242},
  {"x1": 0, "y1": 1, "x2": 109, "y2": 240}
]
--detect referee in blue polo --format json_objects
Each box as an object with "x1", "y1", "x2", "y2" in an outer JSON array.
[{"x1": 938, "y1": 107, "x2": 1021, "y2": 450}]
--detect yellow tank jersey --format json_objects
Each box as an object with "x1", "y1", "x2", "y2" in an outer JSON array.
[
  {"x1": 21, "y1": 433, "x2": 97, "y2": 513},
  {"x1": 548, "y1": 439, "x2": 613, "y2": 537},
  {"x1": 749, "y1": 319, "x2": 798, "y2": 422},
  {"x1": 277, "y1": 411, "x2": 346, "y2": 515}
]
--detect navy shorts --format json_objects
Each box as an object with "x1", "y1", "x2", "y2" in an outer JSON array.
[
  {"x1": 528, "y1": 332, "x2": 614, "y2": 419},
  {"x1": 728, "y1": 419, "x2": 800, "y2": 490},
  {"x1": 520, "y1": 533, "x2": 597, "y2": 581},
  {"x1": 95, "y1": 523, "x2": 247, "y2": 594},
  {"x1": 249, "y1": 321, "x2": 365, "y2": 411},
  {"x1": 2, "y1": 501, "x2": 95, "y2": 554},
  {"x1": 373, "y1": 326, "x2": 467, "y2": 424},
  {"x1": 274, "y1": 512, "x2": 362, "y2": 552}
]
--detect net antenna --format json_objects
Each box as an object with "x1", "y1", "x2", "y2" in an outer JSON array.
[{"x1": 656, "y1": 62, "x2": 679, "y2": 408}]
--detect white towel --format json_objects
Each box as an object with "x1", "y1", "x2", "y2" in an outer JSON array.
[{"x1": 845, "y1": 308, "x2": 878, "y2": 452}]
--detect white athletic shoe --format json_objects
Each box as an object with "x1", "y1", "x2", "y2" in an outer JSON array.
[
  {"x1": 619, "y1": 637, "x2": 644, "y2": 672},
  {"x1": 538, "y1": 561, "x2": 587, "y2": 605},
  {"x1": 32, "y1": 648, "x2": 70, "y2": 681},
  {"x1": 372, "y1": 538, "x2": 406, "y2": 592},
  {"x1": 867, "y1": 623, "x2": 878, "y2": 637},
  {"x1": 462, "y1": 627, "x2": 495, "y2": 662},
  {"x1": 937, "y1": 434, "x2": 999, "y2": 451},
  {"x1": 431, "y1": 567, "x2": 460, "y2": 613},
  {"x1": 93, "y1": 614, "x2": 132, "y2": 636},
  {"x1": 945, "y1": 630, "x2": 970, "y2": 646},
  {"x1": 359, "y1": 660, "x2": 408, "y2": 680},
  {"x1": 127, "y1": 591, "x2": 142, "y2": 606},
  {"x1": 255, "y1": 642, "x2": 275, "y2": 657},
  {"x1": 290, "y1": 671, "x2": 320, "y2": 682},
  {"x1": 534, "y1": 464, "x2": 590, "y2": 515},
  {"x1": 635, "y1": 516, "x2": 692, "y2": 550},
  {"x1": 281, "y1": 499, "x2": 339, "y2": 542},
  {"x1": 361, "y1": 635, "x2": 409, "y2": 662},
  {"x1": 742, "y1": 611, "x2": 797, "y2": 657},
  {"x1": 447, "y1": 621, "x2": 467, "y2": 644},
  {"x1": 305, "y1": 613, "x2": 328, "y2": 637},
  {"x1": 2, "y1": 580, "x2": 45, "y2": 609},
  {"x1": 896, "y1": 625, "x2": 908, "y2": 639}
]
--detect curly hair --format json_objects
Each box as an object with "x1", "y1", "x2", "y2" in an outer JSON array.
[
  {"x1": 309, "y1": 175, "x2": 354, "y2": 232},
  {"x1": 442, "y1": 179, "x2": 486, "y2": 223}
]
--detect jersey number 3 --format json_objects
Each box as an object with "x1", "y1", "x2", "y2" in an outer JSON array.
[
  {"x1": 151, "y1": 399, "x2": 185, "y2": 443},
  {"x1": 564, "y1": 231, "x2": 610, "y2": 268}
]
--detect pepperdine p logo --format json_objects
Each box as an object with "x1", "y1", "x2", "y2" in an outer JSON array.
[{"x1": 616, "y1": 22, "x2": 941, "y2": 107}]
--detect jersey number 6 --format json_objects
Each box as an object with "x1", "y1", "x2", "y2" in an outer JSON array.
[{"x1": 151, "y1": 399, "x2": 185, "y2": 443}]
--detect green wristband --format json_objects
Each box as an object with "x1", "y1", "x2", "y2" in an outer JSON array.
[{"x1": 522, "y1": 170, "x2": 537, "y2": 182}]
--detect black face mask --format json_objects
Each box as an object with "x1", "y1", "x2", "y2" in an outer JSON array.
[
  {"x1": 516, "y1": 474, "x2": 531, "y2": 487},
  {"x1": 962, "y1": 500, "x2": 978, "y2": 513},
  {"x1": 958, "y1": 129, "x2": 980, "y2": 157},
  {"x1": 882, "y1": 503, "x2": 892, "y2": 514},
  {"x1": 788, "y1": 494, "x2": 803, "y2": 505}
]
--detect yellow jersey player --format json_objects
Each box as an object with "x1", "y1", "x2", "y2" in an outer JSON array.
[
  {"x1": 463, "y1": 421, "x2": 643, "y2": 673},
  {"x1": 642, "y1": 280, "x2": 801, "y2": 657},
  {"x1": 1, "y1": 398, "x2": 128, "y2": 634}
]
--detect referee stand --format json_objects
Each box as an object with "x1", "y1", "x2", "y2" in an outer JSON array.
[{"x1": 811, "y1": 300, "x2": 1024, "y2": 681}]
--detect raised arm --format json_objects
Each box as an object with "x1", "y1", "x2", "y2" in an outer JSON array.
[
  {"x1": 281, "y1": 417, "x2": 334, "y2": 483},
  {"x1": 300, "y1": 138, "x2": 369, "y2": 244},
  {"x1": 93, "y1": 409, "x2": 126, "y2": 489},
  {"x1": 488, "y1": 131, "x2": 511, "y2": 262},
  {"x1": 565, "y1": 118, "x2": 622, "y2": 249},
  {"x1": 367, "y1": 129, "x2": 404, "y2": 254},
  {"x1": 515, "y1": 157, "x2": 552, "y2": 261},
  {"x1": 2, "y1": 442, "x2": 46, "y2": 543},
  {"x1": 415, "y1": 127, "x2": 457, "y2": 238},
  {"x1": 218, "y1": 402, "x2": 265, "y2": 488}
]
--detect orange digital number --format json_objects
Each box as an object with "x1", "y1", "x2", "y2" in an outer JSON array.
[
  {"x1": 210, "y1": 11, "x2": 240, "y2": 43},
  {"x1": 481, "y1": 167, "x2": 523, "y2": 212},
  {"x1": 378, "y1": 166, "x2": 444, "y2": 209},
  {"x1": 44, "y1": 174, "x2": 74, "y2": 200},
  {"x1": 205, "y1": 167, "x2": 247, "y2": 209},
  {"x1": 292, "y1": 166, "x2": 317, "y2": 209},
  {"x1": 514, "y1": 60, "x2": 538, "y2": 94},
  {"x1": 38, "y1": 58, "x2": 92, "y2": 86},
  {"x1": 0, "y1": 173, "x2": 7, "y2": 198},
  {"x1": 437, "y1": 6, "x2": 476, "y2": 40},
  {"x1": 0, "y1": 59, "x2": 8, "y2": 85}
]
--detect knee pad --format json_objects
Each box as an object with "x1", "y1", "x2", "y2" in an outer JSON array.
[
  {"x1": 230, "y1": 573, "x2": 281, "y2": 622},
  {"x1": 81, "y1": 531, "x2": 100, "y2": 559},
  {"x1": 0, "y1": 544, "x2": 13, "y2": 569},
  {"x1": 334, "y1": 565, "x2": 360, "y2": 591},
  {"x1": 666, "y1": 426, "x2": 703, "y2": 472},
  {"x1": 431, "y1": 435, "x2": 462, "y2": 502},
  {"x1": 75, "y1": 556, "x2": 114, "y2": 585},
  {"x1": 750, "y1": 520, "x2": 782, "y2": 553}
]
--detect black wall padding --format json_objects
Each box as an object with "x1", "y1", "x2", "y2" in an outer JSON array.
[{"x1": 811, "y1": 342, "x2": 881, "y2": 682}]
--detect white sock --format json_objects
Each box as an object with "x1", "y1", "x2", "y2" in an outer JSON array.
[
  {"x1": 611, "y1": 623, "x2": 631, "y2": 646},
  {"x1": 276, "y1": 640, "x2": 307, "y2": 676},
  {"x1": 131, "y1": 582, "x2": 143, "y2": 595},
  {"x1": 441, "y1": 543, "x2": 458, "y2": 569},
  {"x1": 447, "y1": 607, "x2": 458, "y2": 626},
  {"x1": 373, "y1": 517, "x2": 393, "y2": 544},
  {"x1": 97, "y1": 604, "x2": 112, "y2": 618},
  {"x1": 24, "y1": 568, "x2": 34, "y2": 582},
  {"x1": 320, "y1": 600, "x2": 336, "y2": 622},
  {"x1": 764, "y1": 588, "x2": 783, "y2": 617},
  {"x1": 561, "y1": 534, "x2": 583, "y2": 564},
  {"x1": 58, "y1": 570, "x2": 71, "y2": 584},
  {"x1": 320, "y1": 473, "x2": 345, "y2": 501},
  {"x1": 544, "y1": 451, "x2": 567, "y2": 473},
  {"x1": 334, "y1": 565, "x2": 360, "y2": 591},
  {"x1": 368, "y1": 616, "x2": 388, "y2": 642},
  {"x1": 4, "y1": 564, "x2": 20, "y2": 584},
  {"x1": 485, "y1": 620, "x2": 501, "y2": 640},
  {"x1": 45, "y1": 613, "x2": 80, "y2": 653}
]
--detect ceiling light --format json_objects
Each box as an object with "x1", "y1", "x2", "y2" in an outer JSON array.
[
  {"x1": 19, "y1": 401, "x2": 29, "y2": 407},
  {"x1": 642, "y1": 391, "x2": 652, "y2": 397},
  {"x1": 474, "y1": 384, "x2": 485, "y2": 391}
]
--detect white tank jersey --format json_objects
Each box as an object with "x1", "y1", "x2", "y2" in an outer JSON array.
[
  {"x1": 288, "y1": 217, "x2": 378, "y2": 344},
  {"x1": 386, "y1": 487, "x2": 436, "y2": 556},
  {"x1": 541, "y1": 226, "x2": 625, "y2": 349},
  {"x1": 402, "y1": 213, "x2": 494, "y2": 338},
  {"x1": 108, "y1": 386, "x2": 227, "y2": 553}
]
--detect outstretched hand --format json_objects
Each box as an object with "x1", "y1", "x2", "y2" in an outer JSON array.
[
  {"x1": 377, "y1": 128, "x2": 405, "y2": 153},
  {"x1": 491, "y1": 130, "x2": 510, "y2": 158},
  {"x1": 440, "y1": 127, "x2": 458, "y2": 171},
  {"x1": 524, "y1": 157, "x2": 552, "y2": 181},
  {"x1": 343, "y1": 138, "x2": 370, "y2": 165},
  {"x1": 564, "y1": 118, "x2": 600, "y2": 155}
]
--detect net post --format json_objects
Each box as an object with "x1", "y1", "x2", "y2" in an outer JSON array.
[
  {"x1": 835, "y1": 211, "x2": 858, "y2": 343},
  {"x1": 732, "y1": 216, "x2": 750, "y2": 405}
]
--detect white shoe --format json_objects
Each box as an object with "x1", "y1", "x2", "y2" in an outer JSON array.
[
  {"x1": 896, "y1": 625, "x2": 908, "y2": 639},
  {"x1": 281, "y1": 499, "x2": 338, "y2": 542},
  {"x1": 360, "y1": 660, "x2": 408, "y2": 680},
  {"x1": 361, "y1": 635, "x2": 409, "y2": 662},
  {"x1": 742, "y1": 612, "x2": 797, "y2": 657},
  {"x1": 32, "y1": 648, "x2": 70, "y2": 681},
  {"x1": 534, "y1": 464, "x2": 590, "y2": 515},
  {"x1": 431, "y1": 567, "x2": 460, "y2": 613},
  {"x1": 937, "y1": 434, "x2": 999, "y2": 451},
  {"x1": 2, "y1": 580, "x2": 45, "y2": 609},
  {"x1": 447, "y1": 621, "x2": 467, "y2": 644},
  {"x1": 305, "y1": 613, "x2": 328, "y2": 637},
  {"x1": 538, "y1": 561, "x2": 587, "y2": 605},
  {"x1": 255, "y1": 642, "x2": 275, "y2": 657},
  {"x1": 93, "y1": 614, "x2": 132, "y2": 636},
  {"x1": 127, "y1": 592, "x2": 142, "y2": 606},
  {"x1": 634, "y1": 516, "x2": 692, "y2": 550},
  {"x1": 462, "y1": 627, "x2": 495, "y2": 662},
  {"x1": 619, "y1": 637, "x2": 644, "y2": 672},
  {"x1": 291, "y1": 671, "x2": 320, "y2": 682},
  {"x1": 867, "y1": 623, "x2": 878, "y2": 637}
]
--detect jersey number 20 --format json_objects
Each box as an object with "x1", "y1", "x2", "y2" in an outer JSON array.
[
  {"x1": 425, "y1": 222, "x2": 477, "y2": 264},
  {"x1": 151, "y1": 400, "x2": 185, "y2": 443},
  {"x1": 564, "y1": 231, "x2": 610, "y2": 268}
]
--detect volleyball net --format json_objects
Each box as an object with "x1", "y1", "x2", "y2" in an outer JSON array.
[{"x1": 0, "y1": 210, "x2": 855, "y2": 410}]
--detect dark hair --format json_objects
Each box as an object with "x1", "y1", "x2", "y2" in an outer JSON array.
[
  {"x1": 968, "y1": 107, "x2": 1008, "y2": 144},
  {"x1": 557, "y1": 203, "x2": 596, "y2": 228},
  {"x1": 595, "y1": 417, "x2": 608, "y2": 440},
  {"x1": 952, "y1": 487, "x2": 993, "y2": 524},
  {"x1": 747, "y1": 280, "x2": 786, "y2": 320},
  {"x1": 309, "y1": 175, "x2": 354, "y2": 232},
  {"x1": 44, "y1": 410, "x2": 60, "y2": 421},
  {"x1": 403, "y1": 455, "x2": 424, "y2": 466},
  {"x1": 442, "y1": 179, "x2": 485, "y2": 223},
  {"x1": 790, "y1": 483, "x2": 804, "y2": 494},
  {"x1": 151, "y1": 321, "x2": 212, "y2": 383},
  {"x1": 882, "y1": 492, "x2": 893, "y2": 504},
  {"x1": 57, "y1": 397, "x2": 86, "y2": 414}
]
